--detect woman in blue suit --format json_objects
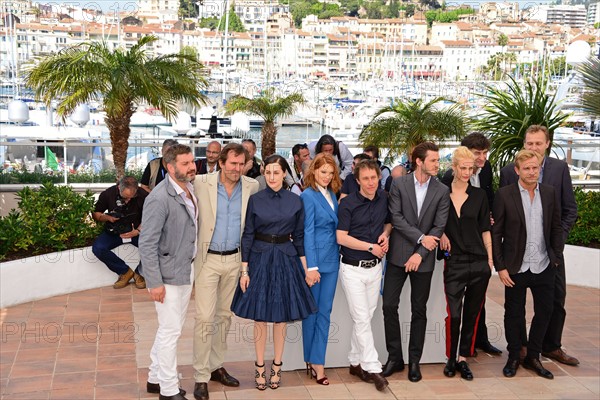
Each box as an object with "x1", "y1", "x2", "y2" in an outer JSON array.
[{"x1": 301, "y1": 153, "x2": 342, "y2": 385}]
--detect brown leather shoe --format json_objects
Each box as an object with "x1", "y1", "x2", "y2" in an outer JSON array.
[
  {"x1": 349, "y1": 364, "x2": 372, "y2": 382},
  {"x1": 368, "y1": 372, "x2": 389, "y2": 391},
  {"x1": 113, "y1": 269, "x2": 134, "y2": 289},
  {"x1": 134, "y1": 273, "x2": 146, "y2": 289},
  {"x1": 542, "y1": 348, "x2": 580, "y2": 366}
]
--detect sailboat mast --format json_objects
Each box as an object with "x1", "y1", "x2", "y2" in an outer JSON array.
[{"x1": 222, "y1": 0, "x2": 230, "y2": 105}]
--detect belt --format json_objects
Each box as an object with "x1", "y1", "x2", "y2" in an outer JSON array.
[
  {"x1": 341, "y1": 256, "x2": 379, "y2": 269},
  {"x1": 207, "y1": 248, "x2": 239, "y2": 256},
  {"x1": 254, "y1": 232, "x2": 291, "y2": 244}
]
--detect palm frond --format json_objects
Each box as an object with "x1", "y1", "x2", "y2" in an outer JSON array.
[{"x1": 359, "y1": 97, "x2": 469, "y2": 164}]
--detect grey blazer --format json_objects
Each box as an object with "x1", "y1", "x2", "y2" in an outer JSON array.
[
  {"x1": 387, "y1": 175, "x2": 450, "y2": 273},
  {"x1": 139, "y1": 177, "x2": 197, "y2": 289}
]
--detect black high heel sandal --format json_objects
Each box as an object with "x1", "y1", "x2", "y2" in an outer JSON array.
[
  {"x1": 255, "y1": 361, "x2": 267, "y2": 391},
  {"x1": 307, "y1": 363, "x2": 329, "y2": 385},
  {"x1": 270, "y1": 360, "x2": 283, "y2": 389}
]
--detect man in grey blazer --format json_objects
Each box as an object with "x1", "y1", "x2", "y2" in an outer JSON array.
[
  {"x1": 140, "y1": 144, "x2": 198, "y2": 400},
  {"x1": 383, "y1": 141, "x2": 450, "y2": 382},
  {"x1": 500, "y1": 125, "x2": 578, "y2": 366}
]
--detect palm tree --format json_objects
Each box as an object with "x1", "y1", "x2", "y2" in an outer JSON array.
[
  {"x1": 359, "y1": 97, "x2": 469, "y2": 164},
  {"x1": 24, "y1": 36, "x2": 208, "y2": 179},
  {"x1": 475, "y1": 75, "x2": 568, "y2": 168},
  {"x1": 577, "y1": 56, "x2": 600, "y2": 117},
  {"x1": 224, "y1": 88, "x2": 306, "y2": 157}
]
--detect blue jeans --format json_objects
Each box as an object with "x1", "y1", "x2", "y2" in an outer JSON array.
[{"x1": 92, "y1": 231, "x2": 140, "y2": 276}]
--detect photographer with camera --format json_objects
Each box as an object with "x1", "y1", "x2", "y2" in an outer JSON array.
[{"x1": 92, "y1": 176, "x2": 148, "y2": 289}]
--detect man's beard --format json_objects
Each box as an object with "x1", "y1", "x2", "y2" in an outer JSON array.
[{"x1": 175, "y1": 169, "x2": 194, "y2": 183}]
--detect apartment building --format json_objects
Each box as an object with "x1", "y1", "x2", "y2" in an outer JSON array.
[
  {"x1": 440, "y1": 40, "x2": 476, "y2": 81},
  {"x1": 529, "y1": 5, "x2": 587, "y2": 28},
  {"x1": 588, "y1": 2, "x2": 600, "y2": 26}
]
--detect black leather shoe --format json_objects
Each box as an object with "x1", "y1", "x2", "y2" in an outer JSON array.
[
  {"x1": 193, "y1": 382, "x2": 209, "y2": 400},
  {"x1": 368, "y1": 372, "x2": 389, "y2": 391},
  {"x1": 159, "y1": 393, "x2": 188, "y2": 400},
  {"x1": 457, "y1": 361, "x2": 473, "y2": 380},
  {"x1": 523, "y1": 357, "x2": 554, "y2": 380},
  {"x1": 382, "y1": 359, "x2": 405, "y2": 377},
  {"x1": 210, "y1": 367, "x2": 240, "y2": 387},
  {"x1": 349, "y1": 364, "x2": 372, "y2": 382},
  {"x1": 443, "y1": 359, "x2": 456, "y2": 377},
  {"x1": 477, "y1": 341, "x2": 503, "y2": 355},
  {"x1": 147, "y1": 382, "x2": 186, "y2": 396},
  {"x1": 503, "y1": 359, "x2": 520, "y2": 378},
  {"x1": 408, "y1": 363, "x2": 422, "y2": 382}
]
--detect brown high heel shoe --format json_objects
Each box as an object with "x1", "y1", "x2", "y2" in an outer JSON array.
[{"x1": 307, "y1": 362, "x2": 329, "y2": 385}]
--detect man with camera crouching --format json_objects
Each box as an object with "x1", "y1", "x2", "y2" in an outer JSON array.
[{"x1": 92, "y1": 176, "x2": 149, "y2": 289}]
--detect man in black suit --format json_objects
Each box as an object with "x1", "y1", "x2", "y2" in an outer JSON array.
[
  {"x1": 493, "y1": 149, "x2": 564, "y2": 379},
  {"x1": 441, "y1": 132, "x2": 501, "y2": 356},
  {"x1": 500, "y1": 125, "x2": 579, "y2": 366},
  {"x1": 383, "y1": 141, "x2": 450, "y2": 382}
]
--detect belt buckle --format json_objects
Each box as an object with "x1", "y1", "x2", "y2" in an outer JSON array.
[
  {"x1": 360, "y1": 259, "x2": 377, "y2": 269},
  {"x1": 271, "y1": 234, "x2": 278, "y2": 243}
]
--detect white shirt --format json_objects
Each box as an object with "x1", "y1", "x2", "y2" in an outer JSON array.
[
  {"x1": 168, "y1": 175, "x2": 198, "y2": 263},
  {"x1": 413, "y1": 174, "x2": 431, "y2": 218},
  {"x1": 470, "y1": 168, "x2": 481, "y2": 188},
  {"x1": 317, "y1": 184, "x2": 334, "y2": 210},
  {"x1": 518, "y1": 181, "x2": 549, "y2": 274}
]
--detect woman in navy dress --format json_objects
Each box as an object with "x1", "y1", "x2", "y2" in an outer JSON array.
[
  {"x1": 300, "y1": 153, "x2": 342, "y2": 385},
  {"x1": 231, "y1": 154, "x2": 317, "y2": 391}
]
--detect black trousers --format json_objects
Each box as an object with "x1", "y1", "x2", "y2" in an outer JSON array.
[
  {"x1": 443, "y1": 258, "x2": 491, "y2": 360},
  {"x1": 505, "y1": 266, "x2": 556, "y2": 361},
  {"x1": 543, "y1": 260, "x2": 567, "y2": 352},
  {"x1": 382, "y1": 263, "x2": 433, "y2": 363},
  {"x1": 473, "y1": 303, "x2": 489, "y2": 347}
]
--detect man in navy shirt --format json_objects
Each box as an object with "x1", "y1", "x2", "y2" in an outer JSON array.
[{"x1": 337, "y1": 159, "x2": 392, "y2": 392}]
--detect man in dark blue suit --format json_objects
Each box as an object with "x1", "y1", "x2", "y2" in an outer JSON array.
[{"x1": 500, "y1": 124, "x2": 579, "y2": 366}]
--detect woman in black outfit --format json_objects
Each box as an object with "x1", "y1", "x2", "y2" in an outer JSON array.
[{"x1": 439, "y1": 146, "x2": 493, "y2": 380}]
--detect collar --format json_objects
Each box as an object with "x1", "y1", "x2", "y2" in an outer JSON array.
[
  {"x1": 357, "y1": 189, "x2": 380, "y2": 203},
  {"x1": 168, "y1": 175, "x2": 193, "y2": 195},
  {"x1": 316, "y1": 184, "x2": 329, "y2": 196},
  {"x1": 413, "y1": 173, "x2": 431, "y2": 188},
  {"x1": 266, "y1": 185, "x2": 285, "y2": 198},
  {"x1": 518, "y1": 180, "x2": 539, "y2": 193}
]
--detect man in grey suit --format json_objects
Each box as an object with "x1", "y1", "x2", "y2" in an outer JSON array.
[
  {"x1": 383, "y1": 141, "x2": 450, "y2": 382},
  {"x1": 140, "y1": 144, "x2": 198, "y2": 400},
  {"x1": 500, "y1": 125, "x2": 579, "y2": 366}
]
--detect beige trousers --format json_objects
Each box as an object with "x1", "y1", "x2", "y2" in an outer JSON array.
[{"x1": 193, "y1": 252, "x2": 241, "y2": 383}]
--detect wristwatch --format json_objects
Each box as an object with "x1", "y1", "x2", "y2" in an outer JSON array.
[{"x1": 368, "y1": 244, "x2": 374, "y2": 253}]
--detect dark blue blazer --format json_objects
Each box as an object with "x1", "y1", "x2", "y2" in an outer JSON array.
[{"x1": 301, "y1": 187, "x2": 339, "y2": 273}]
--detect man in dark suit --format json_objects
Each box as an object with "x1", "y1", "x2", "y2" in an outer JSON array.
[
  {"x1": 493, "y1": 149, "x2": 564, "y2": 379},
  {"x1": 441, "y1": 132, "x2": 501, "y2": 356},
  {"x1": 500, "y1": 125, "x2": 579, "y2": 366},
  {"x1": 383, "y1": 141, "x2": 450, "y2": 382},
  {"x1": 195, "y1": 141, "x2": 221, "y2": 174}
]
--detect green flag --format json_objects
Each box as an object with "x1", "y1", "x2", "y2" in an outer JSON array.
[{"x1": 45, "y1": 147, "x2": 59, "y2": 171}]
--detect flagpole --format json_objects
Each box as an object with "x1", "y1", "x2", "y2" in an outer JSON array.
[{"x1": 63, "y1": 139, "x2": 68, "y2": 185}]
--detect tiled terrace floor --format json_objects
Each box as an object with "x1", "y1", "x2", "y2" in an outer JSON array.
[{"x1": 1, "y1": 278, "x2": 598, "y2": 399}]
